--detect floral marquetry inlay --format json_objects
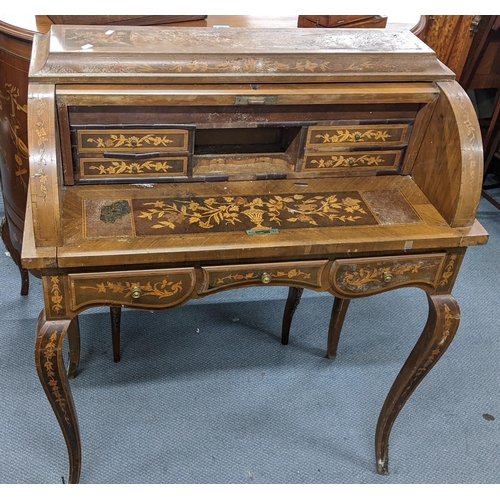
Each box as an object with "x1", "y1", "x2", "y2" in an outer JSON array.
[
  {"x1": 0, "y1": 83, "x2": 29, "y2": 191},
  {"x1": 34, "y1": 95, "x2": 50, "y2": 203},
  {"x1": 77, "y1": 129, "x2": 189, "y2": 152},
  {"x1": 331, "y1": 255, "x2": 447, "y2": 297},
  {"x1": 50, "y1": 276, "x2": 64, "y2": 314},
  {"x1": 89, "y1": 160, "x2": 174, "y2": 175},
  {"x1": 311, "y1": 155, "x2": 386, "y2": 168},
  {"x1": 133, "y1": 192, "x2": 378, "y2": 235},
  {"x1": 215, "y1": 268, "x2": 312, "y2": 286},
  {"x1": 316, "y1": 130, "x2": 392, "y2": 144},
  {"x1": 341, "y1": 262, "x2": 438, "y2": 287},
  {"x1": 81, "y1": 279, "x2": 184, "y2": 300},
  {"x1": 306, "y1": 124, "x2": 409, "y2": 148},
  {"x1": 438, "y1": 254, "x2": 458, "y2": 288},
  {"x1": 86, "y1": 134, "x2": 173, "y2": 149},
  {"x1": 42, "y1": 332, "x2": 71, "y2": 425}
]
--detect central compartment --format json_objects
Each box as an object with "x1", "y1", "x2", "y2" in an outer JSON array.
[
  {"x1": 193, "y1": 126, "x2": 302, "y2": 155},
  {"x1": 193, "y1": 124, "x2": 303, "y2": 176}
]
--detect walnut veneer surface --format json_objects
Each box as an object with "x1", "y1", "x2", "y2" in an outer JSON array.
[{"x1": 22, "y1": 24, "x2": 488, "y2": 483}]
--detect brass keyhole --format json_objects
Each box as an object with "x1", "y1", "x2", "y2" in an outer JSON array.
[
  {"x1": 132, "y1": 165, "x2": 138, "y2": 174},
  {"x1": 382, "y1": 272, "x2": 393, "y2": 283},
  {"x1": 131, "y1": 287, "x2": 142, "y2": 299},
  {"x1": 261, "y1": 272, "x2": 272, "y2": 284}
]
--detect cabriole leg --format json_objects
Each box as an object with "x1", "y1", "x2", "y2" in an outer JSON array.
[
  {"x1": 1, "y1": 216, "x2": 29, "y2": 296},
  {"x1": 35, "y1": 311, "x2": 81, "y2": 484},
  {"x1": 281, "y1": 287, "x2": 304, "y2": 345},
  {"x1": 66, "y1": 316, "x2": 81, "y2": 379},
  {"x1": 375, "y1": 293, "x2": 460, "y2": 475},
  {"x1": 110, "y1": 306, "x2": 121, "y2": 362},
  {"x1": 327, "y1": 297, "x2": 351, "y2": 359}
]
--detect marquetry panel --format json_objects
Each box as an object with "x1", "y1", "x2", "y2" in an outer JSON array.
[
  {"x1": 199, "y1": 260, "x2": 329, "y2": 294},
  {"x1": 305, "y1": 124, "x2": 410, "y2": 148},
  {"x1": 330, "y1": 253, "x2": 447, "y2": 297},
  {"x1": 42, "y1": 275, "x2": 69, "y2": 319},
  {"x1": 79, "y1": 157, "x2": 188, "y2": 180},
  {"x1": 68, "y1": 268, "x2": 196, "y2": 310},
  {"x1": 76, "y1": 128, "x2": 189, "y2": 153},
  {"x1": 302, "y1": 150, "x2": 402, "y2": 172},
  {"x1": 130, "y1": 191, "x2": 379, "y2": 235},
  {"x1": 81, "y1": 185, "x2": 427, "y2": 241}
]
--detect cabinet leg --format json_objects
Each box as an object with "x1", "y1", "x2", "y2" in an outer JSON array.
[
  {"x1": 281, "y1": 287, "x2": 303, "y2": 345},
  {"x1": 327, "y1": 297, "x2": 351, "y2": 359},
  {"x1": 35, "y1": 311, "x2": 81, "y2": 484},
  {"x1": 110, "y1": 306, "x2": 121, "y2": 362},
  {"x1": 1, "y1": 216, "x2": 29, "y2": 296},
  {"x1": 66, "y1": 316, "x2": 81, "y2": 379},
  {"x1": 375, "y1": 294, "x2": 460, "y2": 475}
]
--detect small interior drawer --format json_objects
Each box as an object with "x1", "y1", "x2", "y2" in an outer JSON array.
[
  {"x1": 78, "y1": 157, "x2": 188, "y2": 180},
  {"x1": 302, "y1": 149, "x2": 402, "y2": 173},
  {"x1": 305, "y1": 124, "x2": 410, "y2": 148},
  {"x1": 76, "y1": 128, "x2": 189, "y2": 153}
]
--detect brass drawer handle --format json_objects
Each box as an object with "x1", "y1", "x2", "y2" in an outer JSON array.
[
  {"x1": 382, "y1": 272, "x2": 393, "y2": 283},
  {"x1": 261, "y1": 272, "x2": 272, "y2": 284},
  {"x1": 131, "y1": 287, "x2": 142, "y2": 299}
]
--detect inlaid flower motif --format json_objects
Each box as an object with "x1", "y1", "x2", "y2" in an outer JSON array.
[{"x1": 137, "y1": 192, "x2": 368, "y2": 231}]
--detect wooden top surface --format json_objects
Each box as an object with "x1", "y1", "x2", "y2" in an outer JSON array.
[
  {"x1": 28, "y1": 25, "x2": 453, "y2": 84},
  {"x1": 47, "y1": 175, "x2": 487, "y2": 269}
]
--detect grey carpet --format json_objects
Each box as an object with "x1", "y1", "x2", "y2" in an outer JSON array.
[{"x1": 0, "y1": 189, "x2": 499, "y2": 484}]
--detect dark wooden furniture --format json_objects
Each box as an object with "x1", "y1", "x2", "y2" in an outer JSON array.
[
  {"x1": 23, "y1": 25, "x2": 488, "y2": 483},
  {"x1": 0, "y1": 20, "x2": 36, "y2": 294},
  {"x1": 46, "y1": 15, "x2": 207, "y2": 25},
  {"x1": 416, "y1": 15, "x2": 500, "y2": 208},
  {"x1": 416, "y1": 15, "x2": 483, "y2": 83},
  {"x1": 297, "y1": 15, "x2": 387, "y2": 28}
]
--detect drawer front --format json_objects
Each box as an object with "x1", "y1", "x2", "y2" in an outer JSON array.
[
  {"x1": 302, "y1": 150, "x2": 402, "y2": 172},
  {"x1": 78, "y1": 157, "x2": 188, "y2": 180},
  {"x1": 76, "y1": 128, "x2": 189, "y2": 153},
  {"x1": 199, "y1": 260, "x2": 329, "y2": 294},
  {"x1": 306, "y1": 124, "x2": 410, "y2": 148},
  {"x1": 68, "y1": 268, "x2": 196, "y2": 310},
  {"x1": 330, "y1": 253, "x2": 446, "y2": 297}
]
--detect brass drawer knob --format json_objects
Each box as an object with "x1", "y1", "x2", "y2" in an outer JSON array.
[
  {"x1": 382, "y1": 272, "x2": 393, "y2": 283},
  {"x1": 131, "y1": 286, "x2": 142, "y2": 299},
  {"x1": 354, "y1": 132, "x2": 361, "y2": 140},
  {"x1": 261, "y1": 272, "x2": 272, "y2": 284}
]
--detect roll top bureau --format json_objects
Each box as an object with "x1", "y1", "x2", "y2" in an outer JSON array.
[{"x1": 22, "y1": 25, "x2": 488, "y2": 483}]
